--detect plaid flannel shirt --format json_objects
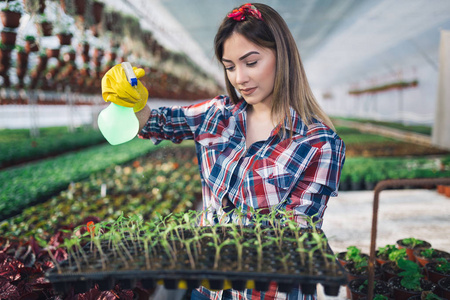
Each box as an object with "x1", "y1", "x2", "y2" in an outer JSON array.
[{"x1": 138, "y1": 95, "x2": 345, "y2": 299}]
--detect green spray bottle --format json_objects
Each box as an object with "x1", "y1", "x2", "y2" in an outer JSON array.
[{"x1": 98, "y1": 62, "x2": 139, "y2": 145}]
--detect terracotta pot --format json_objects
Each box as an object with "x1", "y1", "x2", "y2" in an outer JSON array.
[
  {"x1": 437, "y1": 277, "x2": 450, "y2": 299},
  {"x1": 74, "y1": 0, "x2": 86, "y2": 15},
  {"x1": 17, "y1": 51, "x2": 28, "y2": 68},
  {"x1": 397, "y1": 239, "x2": 432, "y2": 262},
  {"x1": 38, "y1": 22, "x2": 53, "y2": 36},
  {"x1": 445, "y1": 186, "x2": 450, "y2": 198},
  {"x1": 46, "y1": 48, "x2": 60, "y2": 58},
  {"x1": 1, "y1": 30, "x2": 17, "y2": 45},
  {"x1": 437, "y1": 185, "x2": 446, "y2": 194},
  {"x1": 38, "y1": 0, "x2": 46, "y2": 13},
  {"x1": 37, "y1": 56, "x2": 48, "y2": 72},
  {"x1": 57, "y1": 33, "x2": 72, "y2": 46},
  {"x1": 25, "y1": 40, "x2": 39, "y2": 53},
  {"x1": 1, "y1": 10, "x2": 21, "y2": 28},
  {"x1": 388, "y1": 277, "x2": 436, "y2": 300},
  {"x1": 63, "y1": 52, "x2": 76, "y2": 62},
  {"x1": 92, "y1": 1, "x2": 104, "y2": 24},
  {"x1": 0, "y1": 49, "x2": 12, "y2": 74}
]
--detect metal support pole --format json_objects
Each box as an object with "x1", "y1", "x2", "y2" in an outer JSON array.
[{"x1": 367, "y1": 177, "x2": 450, "y2": 300}]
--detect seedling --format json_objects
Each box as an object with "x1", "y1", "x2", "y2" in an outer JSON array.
[
  {"x1": 435, "y1": 257, "x2": 450, "y2": 274},
  {"x1": 401, "y1": 237, "x2": 424, "y2": 249},
  {"x1": 397, "y1": 258, "x2": 423, "y2": 291},
  {"x1": 419, "y1": 248, "x2": 436, "y2": 259}
]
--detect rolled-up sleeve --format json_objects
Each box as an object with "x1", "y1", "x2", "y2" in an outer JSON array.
[{"x1": 138, "y1": 96, "x2": 226, "y2": 144}]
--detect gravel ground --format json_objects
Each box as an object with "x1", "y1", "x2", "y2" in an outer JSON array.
[{"x1": 318, "y1": 188, "x2": 450, "y2": 300}]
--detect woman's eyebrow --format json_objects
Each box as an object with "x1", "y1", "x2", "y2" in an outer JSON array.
[{"x1": 222, "y1": 51, "x2": 260, "y2": 63}]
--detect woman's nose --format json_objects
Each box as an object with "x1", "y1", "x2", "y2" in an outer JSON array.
[{"x1": 235, "y1": 66, "x2": 249, "y2": 85}]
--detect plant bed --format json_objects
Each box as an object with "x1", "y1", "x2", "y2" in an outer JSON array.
[{"x1": 45, "y1": 212, "x2": 347, "y2": 297}]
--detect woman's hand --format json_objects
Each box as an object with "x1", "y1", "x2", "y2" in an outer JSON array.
[{"x1": 101, "y1": 64, "x2": 149, "y2": 112}]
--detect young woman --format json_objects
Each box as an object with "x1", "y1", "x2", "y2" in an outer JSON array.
[{"x1": 102, "y1": 3, "x2": 345, "y2": 299}]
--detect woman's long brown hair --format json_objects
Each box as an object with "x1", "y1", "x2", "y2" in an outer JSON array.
[{"x1": 214, "y1": 3, "x2": 335, "y2": 135}]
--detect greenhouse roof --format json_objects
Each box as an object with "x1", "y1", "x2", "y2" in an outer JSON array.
[{"x1": 106, "y1": 0, "x2": 450, "y2": 89}]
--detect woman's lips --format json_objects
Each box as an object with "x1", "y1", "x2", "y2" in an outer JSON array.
[{"x1": 240, "y1": 87, "x2": 256, "y2": 96}]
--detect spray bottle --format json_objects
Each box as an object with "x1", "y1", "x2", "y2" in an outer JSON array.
[{"x1": 98, "y1": 62, "x2": 140, "y2": 145}]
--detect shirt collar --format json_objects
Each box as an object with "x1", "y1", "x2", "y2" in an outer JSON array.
[
  {"x1": 225, "y1": 96, "x2": 308, "y2": 136},
  {"x1": 224, "y1": 96, "x2": 247, "y2": 115}
]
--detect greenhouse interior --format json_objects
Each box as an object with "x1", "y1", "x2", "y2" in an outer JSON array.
[{"x1": 1, "y1": 0, "x2": 450, "y2": 299}]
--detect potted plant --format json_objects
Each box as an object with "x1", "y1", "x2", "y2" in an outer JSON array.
[
  {"x1": 46, "y1": 48, "x2": 60, "y2": 58},
  {"x1": 62, "y1": 47, "x2": 76, "y2": 63},
  {"x1": 425, "y1": 258, "x2": 450, "y2": 284},
  {"x1": 414, "y1": 248, "x2": 450, "y2": 267},
  {"x1": 337, "y1": 245, "x2": 368, "y2": 266},
  {"x1": 388, "y1": 258, "x2": 436, "y2": 300},
  {"x1": 24, "y1": 35, "x2": 39, "y2": 53},
  {"x1": 376, "y1": 244, "x2": 398, "y2": 265},
  {"x1": 1, "y1": 0, "x2": 23, "y2": 28},
  {"x1": 0, "y1": 41, "x2": 13, "y2": 73},
  {"x1": 348, "y1": 278, "x2": 392, "y2": 300},
  {"x1": 381, "y1": 248, "x2": 408, "y2": 281},
  {"x1": 36, "y1": 14, "x2": 53, "y2": 37},
  {"x1": 92, "y1": 1, "x2": 104, "y2": 24},
  {"x1": 397, "y1": 238, "x2": 432, "y2": 261},
  {"x1": 1, "y1": 27, "x2": 17, "y2": 46}
]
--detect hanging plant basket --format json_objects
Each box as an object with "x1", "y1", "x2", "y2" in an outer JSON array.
[
  {"x1": 36, "y1": 55, "x2": 48, "y2": 72},
  {"x1": 17, "y1": 51, "x2": 28, "y2": 68},
  {"x1": 0, "y1": 48, "x2": 12, "y2": 73},
  {"x1": 1, "y1": 30, "x2": 17, "y2": 46},
  {"x1": 1, "y1": 10, "x2": 21, "y2": 28},
  {"x1": 46, "y1": 48, "x2": 60, "y2": 58},
  {"x1": 57, "y1": 33, "x2": 72, "y2": 46},
  {"x1": 37, "y1": 22, "x2": 53, "y2": 37},
  {"x1": 74, "y1": 0, "x2": 86, "y2": 16},
  {"x1": 92, "y1": 1, "x2": 104, "y2": 24},
  {"x1": 63, "y1": 51, "x2": 76, "y2": 62},
  {"x1": 25, "y1": 40, "x2": 39, "y2": 53}
]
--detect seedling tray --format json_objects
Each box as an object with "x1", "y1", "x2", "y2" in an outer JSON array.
[{"x1": 46, "y1": 226, "x2": 346, "y2": 296}]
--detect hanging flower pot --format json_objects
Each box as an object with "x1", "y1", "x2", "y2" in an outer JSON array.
[
  {"x1": 46, "y1": 48, "x2": 60, "y2": 58},
  {"x1": 57, "y1": 33, "x2": 72, "y2": 46},
  {"x1": 1, "y1": 10, "x2": 21, "y2": 28},
  {"x1": 92, "y1": 1, "x2": 104, "y2": 24},
  {"x1": 37, "y1": 21, "x2": 53, "y2": 37},
  {"x1": 16, "y1": 46, "x2": 28, "y2": 69},
  {"x1": 25, "y1": 40, "x2": 39, "y2": 53},
  {"x1": 90, "y1": 25, "x2": 99, "y2": 37},
  {"x1": 74, "y1": 0, "x2": 86, "y2": 16},
  {"x1": 63, "y1": 50, "x2": 76, "y2": 63},
  {"x1": 81, "y1": 53, "x2": 89, "y2": 63},
  {"x1": 0, "y1": 47, "x2": 12, "y2": 73},
  {"x1": 1, "y1": 29, "x2": 17, "y2": 46},
  {"x1": 36, "y1": 54, "x2": 48, "y2": 72}
]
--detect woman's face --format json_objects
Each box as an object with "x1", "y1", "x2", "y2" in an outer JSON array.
[{"x1": 222, "y1": 32, "x2": 276, "y2": 108}]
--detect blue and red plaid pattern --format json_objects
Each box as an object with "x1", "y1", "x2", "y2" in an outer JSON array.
[{"x1": 139, "y1": 95, "x2": 345, "y2": 299}]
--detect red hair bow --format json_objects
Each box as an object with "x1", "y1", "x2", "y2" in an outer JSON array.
[{"x1": 227, "y1": 3, "x2": 263, "y2": 21}]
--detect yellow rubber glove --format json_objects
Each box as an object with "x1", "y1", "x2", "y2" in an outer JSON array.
[{"x1": 101, "y1": 64, "x2": 149, "y2": 112}]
